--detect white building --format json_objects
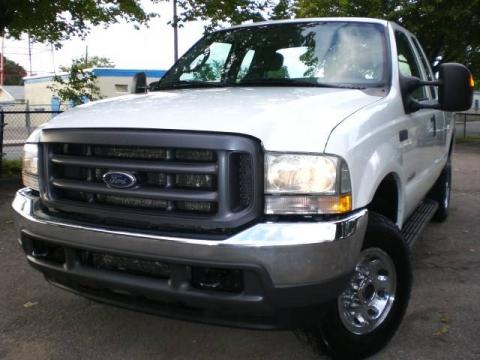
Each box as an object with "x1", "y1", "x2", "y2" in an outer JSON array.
[
  {"x1": 23, "y1": 68, "x2": 166, "y2": 110},
  {"x1": 472, "y1": 91, "x2": 480, "y2": 112},
  {"x1": 0, "y1": 85, "x2": 25, "y2": 105}
]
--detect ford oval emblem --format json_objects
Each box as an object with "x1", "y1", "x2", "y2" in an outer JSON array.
[{"x1": 103, "y1": 171, "x2": 137, "y2": 189}]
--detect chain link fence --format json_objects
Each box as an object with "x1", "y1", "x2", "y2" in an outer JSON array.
[
  {"x1": 0, "y1": 109, "x2": 63, "y2": 176},
  {"x1": 0, "y1": 108, "x2": 479, "y2": 177},
  {"x1": 455, "y1": 112, "x2": 480, "y2": 138}
]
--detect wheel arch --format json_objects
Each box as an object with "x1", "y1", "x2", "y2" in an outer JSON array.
[{"x1": 367, "y1": 172, "x2": 403, "y2": 226}]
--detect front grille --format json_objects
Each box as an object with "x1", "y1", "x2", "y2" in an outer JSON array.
[{"x1": 40, "y1": 130, "x2": 263, "y2": 234}]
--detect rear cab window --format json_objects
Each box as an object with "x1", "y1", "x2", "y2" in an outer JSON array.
[{"x1": 410, "y1": 36, "x2": 437, "y2": 99}]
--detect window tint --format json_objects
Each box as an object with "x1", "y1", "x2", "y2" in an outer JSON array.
[
  {"x1": 233, "y1": 24, "x2": 386, "y2": 84},
  {"x1": 158, "y1": 22, "x2": 388, "y2": 89},
  {"x1": 411, "y1": 37, "x2": 437, "y2": 99},
  {"x1": 276, "y1": 47, "x2": 308, "y2": 78},
  {"x1": 180, "y1": 42, "x2": 232, "y2": 82},
  {"x1": 237, "y1": 49, "x2": 255, "y2": 81},
  {"x1": 395, "y1": 31, "x2": 427, "y2": 100}
]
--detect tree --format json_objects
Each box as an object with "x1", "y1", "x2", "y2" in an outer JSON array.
[
  {"x1": 174, "y1": 0, "x2": 271, "y2": 31},
  {"x1": 0, "y1": 0, "x2": 274, "y2": 46},
  {"x1": 48, "y1": 56, "x2": 114, "y2": 106},
  {"x1": 293, "y1": 0, "x2": 480, "y2": 77},
  {"x1": 58, "y1": 56, "x2": 115, "y2": 72},
  {"x1": 270, "y1": 0, "x2": 295, "y2": 20},
  {"x1": 1, "y1": 56, "x2": 27, "y2": 85},
  {"x1": 0, "y1": 0, "x2": 156, "y2": 46}
]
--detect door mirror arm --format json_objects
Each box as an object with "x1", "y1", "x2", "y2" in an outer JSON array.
[{"x1": 399, "y1": 75, "x2": 441, "y2": 113}]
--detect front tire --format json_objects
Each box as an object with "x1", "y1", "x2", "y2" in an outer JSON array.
[{"x1": 307, "y1": 213, "x2": 412, "y2": 359}]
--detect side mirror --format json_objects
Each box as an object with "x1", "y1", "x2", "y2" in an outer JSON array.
[
  {"x1": 132, "y1": 72, "x2": 147, "y2": 94},
  {"x1": 148, "y1": 81, "x2": 159, "y2": 91},
  {"x1": 400, "y1": 63, "x2": 474, "y2": 113},
  {"x1": 437, "y1": 63, "x2": 474, "y2": 111}
]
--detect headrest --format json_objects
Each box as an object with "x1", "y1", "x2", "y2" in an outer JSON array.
[{"x1": 263, "y1": 52, "x2": 284, "y2": 72}]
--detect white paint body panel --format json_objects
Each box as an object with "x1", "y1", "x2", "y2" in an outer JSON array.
[
  {"x1": 44, "y1": 87, "x2": 382, "y2": 153},
  {"x1": 38, "y1": 19, "x2": 453, "y2": 228}
]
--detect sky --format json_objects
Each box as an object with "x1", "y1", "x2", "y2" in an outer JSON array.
[{"x1": 2, "y1": 1, "x2": 207, "y2": 76}]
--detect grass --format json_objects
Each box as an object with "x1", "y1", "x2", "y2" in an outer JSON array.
[
  {"x1": 455, "y1": 135, "x2": 480, "y2": 144},
  {"x1": 0, "y1": 159, "x2": 22, "y2": 179}
]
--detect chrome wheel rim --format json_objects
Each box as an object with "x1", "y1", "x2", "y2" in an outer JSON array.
[{"x1": 338, "y1": 248, "x2": 397, "y2": 335}]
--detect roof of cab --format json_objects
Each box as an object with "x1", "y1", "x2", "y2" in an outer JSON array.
[{"x1": 225, "y1": 17, "x2": 389, "y2": 30}]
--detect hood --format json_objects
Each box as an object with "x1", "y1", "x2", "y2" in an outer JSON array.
[{"x1": 44, "y1": 87, "x2": 381, "y2": 152}]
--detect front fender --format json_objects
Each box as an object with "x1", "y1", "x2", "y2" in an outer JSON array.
[{"x1": 324, "y1": 94, "x2": 406, "y2": 224}]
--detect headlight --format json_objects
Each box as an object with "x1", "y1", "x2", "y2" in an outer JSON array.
[
  {"x1": 22, "y1": 143, "x2": 40, "y2": 191},
  {"x1": 265, "y1": 152, "x2": 352, "y2": 215}
]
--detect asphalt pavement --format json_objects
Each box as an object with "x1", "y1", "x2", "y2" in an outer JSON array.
[{"x1": 0, "y1": 142, "x2": 479, "y2": 360}]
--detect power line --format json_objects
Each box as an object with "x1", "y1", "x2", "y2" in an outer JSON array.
[{"x1": 1, "y1": 50, "x2": 51, "y2": 55}]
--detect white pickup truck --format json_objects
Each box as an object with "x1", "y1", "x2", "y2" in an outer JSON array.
[{"x1": 13, "y1": 18, "x2": 473, "y2": 359}]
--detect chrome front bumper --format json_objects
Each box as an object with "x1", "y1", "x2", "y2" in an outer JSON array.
[{"x1": 12, "y1": 188, "x2": 367, "y2": 287}]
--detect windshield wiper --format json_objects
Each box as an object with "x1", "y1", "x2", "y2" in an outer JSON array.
[
  {"x1": 238, "y1": 78, "x2": 321, "y2": 87},
  {"x1": 237, "y1": 78, "x2": 367, "y2": 90},
  {"x1": 154, "y1": 80, "x2": 229, "y2": 90}
]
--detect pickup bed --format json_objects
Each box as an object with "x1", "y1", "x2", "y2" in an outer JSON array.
[{"x1": 12, "y1": 18, "x2": 473, "y2": 359}]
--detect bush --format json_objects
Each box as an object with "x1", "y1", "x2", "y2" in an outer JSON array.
[{"x1": 0, "y1": 159, "x2": 22, "y2": 178}]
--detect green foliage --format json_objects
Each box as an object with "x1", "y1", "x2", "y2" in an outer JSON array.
[
  {"x1": 192, "y1": 60, "x2": 224, "y2": 81},
  {"x1": 0, "y1": 0, "x2": 156, "y2": 46},
  {"x1": 1, "y1": 0, "x2": 477, "y2": 80},
  {"x1": 174, "y1": 0, "x2": 271, "y2": 31},
  {"x1": 58, "y1": 56, "x2": 115, "y2": 72},
  {"x1": 0, "y1": 0, "x2": 273, "y2": 44},
  {"x1": 48, "y1": 56, "x2": 114, "y2": 106},
  {"x1": 0, "y1": 160, "x2": 22, "y2": 178},
  {"x1": 1, "y1": 56, "x2": 27, "y2": 85},
  {"x1": 295, "y1": 0, "x2": 397, "y2": 19},
  {"x1": 271, "y1": 0, "x2": 295, "y2": 20},
  {"x1": 293, "y1": 0, "x2": 480, "y2": 76}
]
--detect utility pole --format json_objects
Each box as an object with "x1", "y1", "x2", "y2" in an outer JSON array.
[
  {"x1": 28, "y1": 33, "x2": 33, "y2": 75},
  {"x1": 51, "y1": 44, "x2": 56, "y2": 74},
  {"x1": 0, "y1": 36, "x2": 4, "y2": 86},
  {"x1": 85, "y1": 45, "x2": 88, "y2": 66},
  {"x1": 173, "y1": 0, "x2": 179, "y2": 63}
]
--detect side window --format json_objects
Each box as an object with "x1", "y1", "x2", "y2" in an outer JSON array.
[
  {"x1": 411, "y1": 37, "x2": 437, "y2": 99},
  {"x1": 236, "y1": 49, "x2": 255, "y2": 81},
  {"x1": 180, "y1": 42, "x2": 232, "y2": 82},
  {"x1": 395, "y1": 31, "x2": 427, "y2": 100}
]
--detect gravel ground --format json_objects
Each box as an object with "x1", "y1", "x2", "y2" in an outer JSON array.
[{"x1": 0, "y1": 142, "x2": 479, "y2": 360}]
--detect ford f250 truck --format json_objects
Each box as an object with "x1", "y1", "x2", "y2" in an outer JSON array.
[{"x1": 12, "y1": 18, "x2": 473, "y2": 359}]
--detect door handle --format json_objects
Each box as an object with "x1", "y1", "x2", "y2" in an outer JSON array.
[{"x1": 430, "y1": 116, "x2": 437, "y2": 136}]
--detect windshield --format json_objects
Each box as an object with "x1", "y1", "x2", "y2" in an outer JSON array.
[{"x1": 155, "y1": 21, "x2": 388, "y2": 90}]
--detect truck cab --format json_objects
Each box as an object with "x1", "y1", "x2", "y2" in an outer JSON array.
[{"x1": 13, "y1": 18, "x2": 473, "y2": 359}]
